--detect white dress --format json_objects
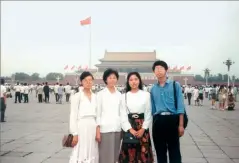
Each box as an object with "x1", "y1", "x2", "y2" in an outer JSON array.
[
  {"x1": 193, "y1": 89, "x2": 199, "y2": 101},
  {"x1": 69, "y1": 91, "x2": 99, "y2": 163}
]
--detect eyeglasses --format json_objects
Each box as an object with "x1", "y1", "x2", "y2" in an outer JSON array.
[
  {"x1": 154, "y1": 67, "x2": 165, "y2": 71},
  {"x1": 83, "y1": 79, "x2": 93, "y2": 83}
]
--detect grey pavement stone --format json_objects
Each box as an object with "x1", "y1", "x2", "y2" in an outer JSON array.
[
  {"x1": 220, "y1": 146, "x2": 239, "y2": 159},
  {"x1": 1, "y1": 95, "x2": 238, "y2": 163},
  {"x1": 206, "y1": 158, "x2": 235, "y2": 163},
  {"x1": 43, "y1": 158, "x2": 69, "y2": 163},
  {"x1": 233, "y1": 159, "x2": 239, "y2": 163},
  {"x1": 0, "y1": 156, "x2": 27, "y2": 163},
  {"x1": 181, "y1": 145, "x2": 203, "y2": 158},
  {"x1": 51, "y1": 149, "x2": 71, "y2": 159},
  {"x1": 198, "y1": 145, "x2": 220, "y2": 150},
  {"x1": 182, "y1": 157, "x2": 207, "y2": 163},
  {"x1": 22, "y1": 153, "x2": 51, "y2": 163},
  {"x1": 1, "y1": 142, "x2": 25, "y2": 151}
]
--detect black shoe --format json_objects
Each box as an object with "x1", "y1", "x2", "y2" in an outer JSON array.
[{"x1": 0, "y1": 120, "x2": 6, "y2": 123}]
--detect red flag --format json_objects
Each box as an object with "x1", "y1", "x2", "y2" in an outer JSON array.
[
  {"x1": 180, "y1": 66, "x2": 184, "y2": 71},
  {"x1": 80, "y1": 17, "x2": 91, "y2": 26},
  {"x1": 71, "y1": 65, "x2": 75, "y2": 70},
  {"x1": 64, "y1": 65, "x2": 68, "y2": 70},
  {"x1": 187, "y1": 66, "x2": 191, "y2": 70}
]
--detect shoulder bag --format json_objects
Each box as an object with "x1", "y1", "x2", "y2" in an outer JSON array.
[
  {"x1": 122, "y1": 93, "x2": 140, "y2": 144},
  {"x1": 173, "y1": 81, "x2": 188, "y2": 129}
]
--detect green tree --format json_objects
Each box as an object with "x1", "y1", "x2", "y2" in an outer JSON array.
[
  {"x1": 217, "y1": 73, "x2": 223, "y2": 81},
  {"x1": 31, "y1": 73, "x2": 40, "y2": 81},
  {"x1": 195, "y1": 75, "x2": 204, "y2": 81},
  {"x1": 45, "y1": 72, "x2": 64, "y2": 81},
  {"x1": 14, "y1": 72, "x2": 31, "y2": 81}
]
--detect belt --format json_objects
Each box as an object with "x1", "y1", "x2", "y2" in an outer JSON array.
[{"x1": 160, "y1": 112, "x2": 174, "y2": 115}]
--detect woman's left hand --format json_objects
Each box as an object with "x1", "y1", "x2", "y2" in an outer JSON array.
[{"x1": 136, "y1": 128, "x2": 145, "y2": 138}]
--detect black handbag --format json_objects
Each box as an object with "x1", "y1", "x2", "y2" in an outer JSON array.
[
  {"x1": 173, "y1": 81, "x2": 188, "y2": 128},
  {"x1": 122, "y1": 94, "x2": 140, "y2": 144}
]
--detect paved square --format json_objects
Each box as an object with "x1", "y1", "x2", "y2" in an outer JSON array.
[{"x1": 1, "y1": 93, "x2": 239, "y2": 163}]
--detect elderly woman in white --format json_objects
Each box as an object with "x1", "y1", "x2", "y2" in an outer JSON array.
[
  {"x1": 69, "y1": 71, "x2": 99, "y2": 163},
  {"x1": 96, "y1": 69, "x2": 122, "y2": 163}
]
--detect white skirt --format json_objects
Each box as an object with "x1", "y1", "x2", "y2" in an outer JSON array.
[{"x1": 69, "y1": 117, "x2": 99, "y2": 163}]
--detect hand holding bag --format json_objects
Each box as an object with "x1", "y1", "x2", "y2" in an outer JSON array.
[
  {"x1": 122, "y1": 93, "x2": 140, "y2": 145},
  {"x1": 62, "y1": 93, "x2": 81, "y2": 148}
]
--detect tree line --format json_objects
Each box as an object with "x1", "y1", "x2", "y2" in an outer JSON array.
[
  {"x1": 195, "y1": 73, "x2": 239, "y2": 82},
  {"x1": 9, "y1": 72, "x2": 64, "y2": 81}
]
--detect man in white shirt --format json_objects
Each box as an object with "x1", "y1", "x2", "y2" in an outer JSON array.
[
  {"x1": 36, "y1": 83, "x2": 43, "y2": 103},
  {"x1": 186, "y1": 84, "x2": 193, "y2": 105},
  {"x1": 54, "y1": 83, "x2": 59, "y2": 103},
  {"x1": 14, "y1": 82, "x2": 21, "y2": 103},
  {"x1": 20, "y1": 84, "x2": 25, "y2": 102},
  {"x1": 205, "y1": 86, "x2": 209, "y2": 99},
  {"x1": 23, "y1": 83, "x2": 30, "y2": 103},
  {"x1": 64, "y1": 83, "x2": 71, "y2": 102},
  {"x1": 1, "y1": 79, "x2": 7, "y2": 122}
]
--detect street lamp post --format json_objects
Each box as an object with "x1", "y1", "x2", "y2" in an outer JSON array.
[
  {"x1": 232, "y1": 75, "x2": 236, "y2": 87},
  {"x1": 223, "y1": 59, "x2": 235, "y2": 87},
  {"x1": 203, "y1": 68, "x2": 210, "y2": 86}
]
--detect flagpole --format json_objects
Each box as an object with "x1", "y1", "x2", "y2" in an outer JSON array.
[{"x1": 89, "y1": 19, "x2": 92, "y2": 69}]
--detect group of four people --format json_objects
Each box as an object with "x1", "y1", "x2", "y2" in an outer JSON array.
[{"x1": 68, "y1": 60, "x2": 186, "y2": 163}]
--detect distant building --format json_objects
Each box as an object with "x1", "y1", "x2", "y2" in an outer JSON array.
[
  {"x1": 95, "y1": 50, "x2": 159, "y2": 73},
  {"x1": 63, "y1": 50, "x2": 195, "y2": 85}
]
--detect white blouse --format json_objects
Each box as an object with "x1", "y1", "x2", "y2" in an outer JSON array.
[
  {"x1": 96, "y1": 87, "x2": 122, "y2": 133},
  {"x1": 69, "y1": 91, "x2": 97, "y2": 135},
  {"x1": 120, "y1": 90, "x2": 152, "y2": 132}
]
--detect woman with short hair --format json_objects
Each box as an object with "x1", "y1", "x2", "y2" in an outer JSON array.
[
  {"x1": 96, "y1": 68, "x2": 122, "y2": 163},
  {"x1": 69, "y1": 71, "x2": 99, "y2": 163}
]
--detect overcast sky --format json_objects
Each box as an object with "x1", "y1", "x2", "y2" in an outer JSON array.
[{"x1": 1, "y1": 1, "x2": 239, "y2": 77}]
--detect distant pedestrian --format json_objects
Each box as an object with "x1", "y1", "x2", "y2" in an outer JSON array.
[
  {"x1": 54, "y1": 83, "x2": 59, "y2": 103},
  {"x1": 64, "y1": 83, "x2": 71, "y2": 102},
  {"x1": 43, "y1": 82, "x2": 50, "y2": 103},
  {"x1": 58, "y1": 84, "x2": 64, "y2": 104},
  {"x1": 37, "y1": 83, "x2": 43, "y2": 103},
  {"x1": 23, "y1": 83, "x2": 29, "y2": 103},
  {"x1": 20, "y1": 84, "x2": 25, "y2": 102},
  {"x1": 211, "y1": 84, "x2": 217, "y2": 109},
  {"x1": 14, "y1": 82, "x2": 21, "y2": 103},
  {"x1": 193, "y1": 86, "x2": 199, "y2": 106},
  {"x1": 0, "y1": 79, "x2": 7, "y2": 122},
  {"x1": 198, "y1": 87, "x2": 204, "y2": 106},
  {"x1": 186, "y1": 84, "x2": 193, "y2": 105}
]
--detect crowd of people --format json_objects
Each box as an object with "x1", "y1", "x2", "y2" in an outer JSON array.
[{"x1": 183, "y1": 84, "x2": 238, "y2": 111}]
